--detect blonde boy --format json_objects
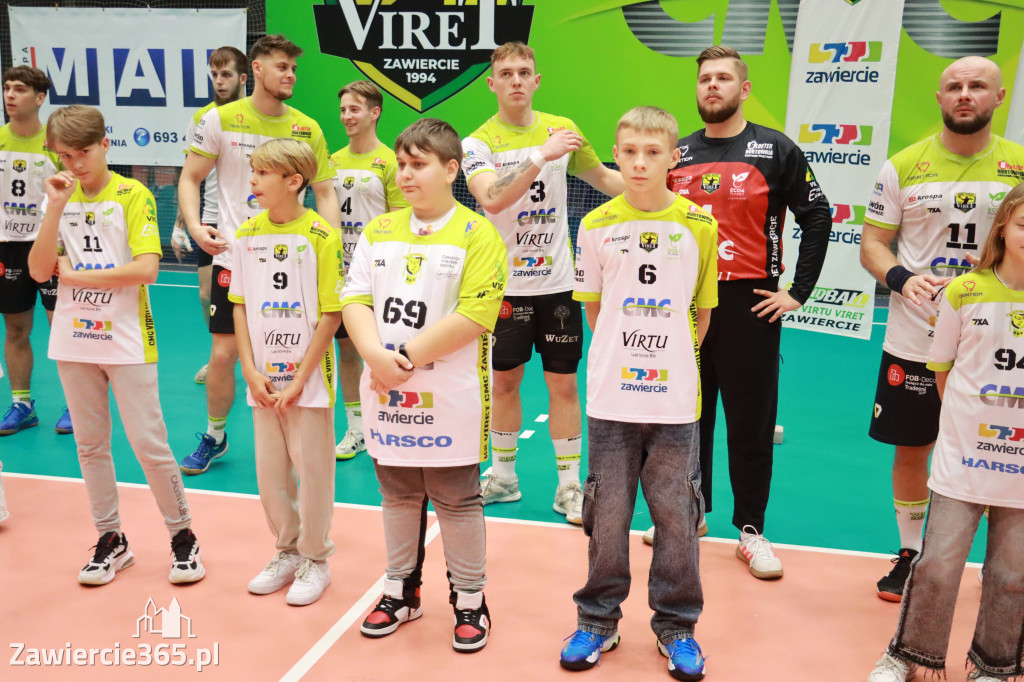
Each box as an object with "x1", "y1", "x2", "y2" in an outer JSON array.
[
  {"x1": 230, "y1": 138, "x2": 343, "y2": 606},
  {"x1": 561, "y1": 108, "x2": 717, "y2": 680},
  {"x1": 342, "y1": 119, "x2": 507, "y2": 652},
  {"x1": 28, "y1": 105, "x2": 205, "y2": 586}
]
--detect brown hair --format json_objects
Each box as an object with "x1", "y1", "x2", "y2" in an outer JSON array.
[
  {"x1": 395, "y1": 118, "x2": 461, "y2": 166},
  {"x1": 250, "y1": 34, "x2": 302, "y2": 63},
  {"x1": 490, "y1": 41, "x2": 535, "y2": 70},
  {"x1": 209, "y1": 46, "x2": 248, "y2": 75},
  {"x1": 338, "y1": 80, "x2": 383, "y2": 114},
  {"x1": 3, "y1": 66, "x2": 51, "y2": 94},
  {"x1": 46, "y1": 105, "x2": 105, "y2": 149},
  {"x1": 251, "y1": 138, "x2": 317, "y2": 193},
  {"x1": 616, "y1": 106, "x2": 679, "y2": 149},
  {"x1": 975, "y1": 183, "x2": 1024, "y2": 271},
  {"x1": 696, "y1": 45, "x2": 748, "y2": 81}
]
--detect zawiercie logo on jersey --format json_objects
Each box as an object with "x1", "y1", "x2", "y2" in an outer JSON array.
[
  {"x1": 1008, "y1": 310, "x2": 1024, "y2": 338},
  {"x1": 343, "y1": 176, "x2": 355, "y2": 190},
  {"x1": 404, "y1": 253, "x2": 426, "y2": 284},
  {"x1": 954, "y1": 192, "x2": 976, "y2": 214},
  {"x1": 700, "y1": 174, "x2": 720, "y2": 194},
  {"x1": 314, "y1": 0, "x2": 534, "y2": 113},
  {"x1": 639, "y1": 232, "x2": 658, "y2": 252},
  {"x1": 274, "y1": 244, "x2": 288, "y2": 262}
]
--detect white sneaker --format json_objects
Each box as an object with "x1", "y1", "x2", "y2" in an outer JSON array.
[
  {"x1": 335, "y1": 428, "x2": 366, "y2": 461},
  {"x1": 193, "y1": 364, "x2": 208, "y2": 384},
  {"x1": 736, "y1": 525, "x2": 784, "y2": 579},
  {"x1": 248, "y1": 551, "x2": 303, "y2": 595},
  {"x1": 642, "y1": 518, "x2": 708, "y2": 546},
  {"x1": 480, "y1": 467, "x2": 521, "y2": 505},
  {"x1": 286, "y1": 558, "x2": 331, "y2": 606},
  {"x1": 554, "y1": 481, "x2": 584, "y2": 525},
  {"x1": 868, "y1": 653, "x2": 917, "y2": 681}
]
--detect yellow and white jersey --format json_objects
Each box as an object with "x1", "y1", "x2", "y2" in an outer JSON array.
[
  {"x1": 49, "y1": 174, "x2": 161, "y2": 364},
  {"x1": 184, "y1": 102, "x2": 219, "y2": 225},
  {"x1": 574, "y1": 194, "x2": 718, "y2": 424},
  {"x1": 330, "y1": 142, "x2": 406, "y2": 270},
  {"x1": 462, "y1": 112, "x2": 601, "y2": 296},
  {"x1": 341, "y1": 202, "x2": 508, "y2": 467},
  {"x1": 228, "y1": 209, "x2": 344, "y2": 408},
  {"x1": 190, "y1": 97, "x2": 334, "y2": 270},
  {"x1": 927, "y1": 269, "x2": 1024, "y2": 509},
  {"x1": 865, "y1": 134, "x2": 1024, "y2": 361},
  {"x1": 0, "y1": 124, "x2": 61, "y2": 242}
]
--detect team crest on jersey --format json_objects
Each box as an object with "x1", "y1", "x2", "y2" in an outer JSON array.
[
  {"x1": 639, "y1": 232, "x2": 659, "y2": 252},
  {"x1": 1009, "y1": 310, "x2": 1024, "y2": 338},
  {"x1": 85, "y1": 211, "x2": 95, "y2": 226},
  {"x1": 954, "y1": 192, "x2": 976, "y2": 213},
  {"x1": 274, "y1": 244, "x2": 288, "y2": 262},
  {"x1": 313, "y1": 1, "x2": 534, "y2": 112},
  {"x1": 343, "y1": 176, "x2": 355, "y2": 190},
  {"x1": 13, "y1": 159, "x2": 26, "y2": 173},
  {"x1": 701, "y1": 173, "x2": 721, "y2": 194},
  {"x1": 404, "y1": 253, "x2": 427, "y2": 284}
]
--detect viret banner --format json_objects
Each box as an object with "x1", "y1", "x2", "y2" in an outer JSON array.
[
  {"x1": 1008, "y1": 37, "x2": 1024, "y2": 145},
  {"x1": 780, "y1": 0, "x2": 905, "y2": 340},
  {"x1": 10, "y1": 7, "x2": 246, "y2": 166}
]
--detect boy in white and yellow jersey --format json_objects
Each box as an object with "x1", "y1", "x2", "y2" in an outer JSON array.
[
  {"x1": 231, "y1": 139, "x2": 343, "y2": 607},
  {"x1": 343, "y1": 119, "x2": 507, "y2": 653},
  {"x1": 28, "y1": 105, "x2": 205, "y2": 587}
]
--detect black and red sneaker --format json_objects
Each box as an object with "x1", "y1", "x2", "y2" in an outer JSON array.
[
  {"x1": 452, "y1": 591, "x2": 490, "y2": 653},
  {"x1": 877, "y1": 548, "x2": 918, "y2": 602},
  {"x1": 360, "y1": 577, "x2": 422, "y2": 638}
]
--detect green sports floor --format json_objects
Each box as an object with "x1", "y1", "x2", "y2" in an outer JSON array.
[{"x1": 0, "y1": 269, "x2": 989, "y2": 562}]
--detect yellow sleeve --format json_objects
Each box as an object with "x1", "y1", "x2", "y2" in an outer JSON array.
[
  {"x1": 385, "y1": 158, "x2": 408, "y2": 210},
  {"x1": 456, "y1": 220, "x2": 508, "y2": 331},
  {"x1": 316, "y1": 225, "x2": 345, "y2": 313},
  {"x1": 311, "y1": 127, "x2": 335, "y2": 184},
  {"x1": 693, "y1": 217, "x2": 719, "y2": 309},
  {"x1": 568, "y1": 123, "x2": 602, "y2": 176},
  {"x1": 125, "y1": 186, "x2": 162, "y2": 258}
]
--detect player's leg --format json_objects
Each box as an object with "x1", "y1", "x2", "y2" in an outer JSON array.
[
  {"x1": 870, "y1": 350, "x2": 940, "y2": 601},
  {"x1": 193, "y1": 248, "x2": 213, "y2": 384},
  {"x1": 334, "y1": 325, "x2": 366, "y2": 460},
  {"x1": 536, "y1": 291, "x2": 585, "y2": 525},
  {"x1": 0, "y1": 243, "x2": 40, "y2": 435}
]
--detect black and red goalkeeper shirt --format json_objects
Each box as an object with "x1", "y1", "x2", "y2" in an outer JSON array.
[{"x1": 666, "y1": 122, "x2": 831, "y2": 304}]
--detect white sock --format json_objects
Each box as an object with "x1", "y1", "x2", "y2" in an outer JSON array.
[
  {"x1": 895, "y1": 498, "x2": 928, "y2": 552},
  {"x1": 553, "y1": 435, "x2": 582, "y2": 486},
  {"x1": 206, "y1": 416, "x2": 227, "y2": 444},
  {"x1": 344, "y1": 401, "x2": 363, "y2": 434},
  {"x1": 490, "y1": 430, "x2": 518, "y2": 478},
  {"x1": 11, "y1": 390, "x2": 30, "y2": 407}
]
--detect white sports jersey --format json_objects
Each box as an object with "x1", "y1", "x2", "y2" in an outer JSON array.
[
  {"x1": 865, "y1": 134, "x2": 1024, "y2": 362},
  {"x1": 341, "y1": 202, "x2": 508, "y2": 467},
  {"x1": 927, "y1": 269, "x2": 1024, "y2": 509},
  {"x1": 228, "y1": 209, "x2": 344, "y2": 408},
  {"x1": 0, "y1": 124, "x2": 61, "y2": 242},
  {"x1": 574, "y1": 194, "x2": 718, "y2": 424},
  {"x1": 184, "y1": 102, "x2": 219, "y2": 225},
  {"x1": 330, "y1": 142, "x2": 406, "y2": 270},
  {"x1": 462, "y1": 112, "x2": 601, "y2": 296},
  {"x1": 49, "y1": 174, "x2": 161, "y2": 364},
  {"x1": 190, "y1": 97, "x2": 334, "y2": 270}
]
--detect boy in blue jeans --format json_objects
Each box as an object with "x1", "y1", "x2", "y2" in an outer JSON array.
[{"x1": 561, "y1": 107, "x2": 718, "y2": 680}]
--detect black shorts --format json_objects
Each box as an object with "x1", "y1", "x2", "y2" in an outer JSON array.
[
  {"x1": 334, "y1": 316, "x2": 349, "y2": 339},
  {"x1": 0, "y1": 241, "x2": 57, "y2": 313},
  {"x1": 209, "y1": 265, "x2": 235, "y2": 334},
  {"x1": 492, "y1": 291, "x2": 583, "y2": 374},
  {"x1": 868, "y1": 350, "x2": 941, "y2": 447}
]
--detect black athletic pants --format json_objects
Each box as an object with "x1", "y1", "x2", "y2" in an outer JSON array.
[{"x1": 698, "y1": 277, "x2": 781, "y2": 535}]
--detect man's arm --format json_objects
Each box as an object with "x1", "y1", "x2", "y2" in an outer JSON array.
[
  {"x1": 29, "y1": 172, "x2": 74, "y2": 282},
  {"x1": 584, "y1": 300, "x2": 601, "y2": 332},
  {"x1": 57, "y1": 252, "x2": 160, "y2": 288},
  {"x1": 696, "y1": 307, "x2": 711, "y2": 346},
  {"x1": 179, "y1": 153, "x2": 223, "y2": 254},
  {"x1": 274, "y1": 310, "x2": 342, "y2": 411},
  {"x1": 342, "y1": 303, "x2": 413, "y2": 390},
  {"x1": 861, "y1": 224, "x2": 947, "y2": 305},
  {"x1": 401, "y1": 312, "x2": 487, "y2": 368},
  {"x1": 234, "y1": 303, "x2": 277, "y2": 408},
  {"x1": 576, "y1": 164, "x2": 624, "y2": 198},
  {"x1": 312, "y1": 179, "x2": 341, "y2": 232}
]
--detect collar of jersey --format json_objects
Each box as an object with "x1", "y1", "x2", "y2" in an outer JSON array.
[
  {"x1": 491, "y1": 111, "x2": 544, "y2": 134},
  {"x1": 242, "y1": 96, "x2": 293, "y2": 124},
  {"x1": 72, "y1": 171, "x2": 119, "y2": 203},
  {"x1": 931, "y1": 132, "x2": 998, "y2": 164},
  {"x1": 338, "y1": 142, "x2": 385, "y2": 159}
]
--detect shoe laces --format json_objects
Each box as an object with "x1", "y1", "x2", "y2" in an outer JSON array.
[
  {"x1": 874, "y1": 653, "x2": 912, "y2": 676},
  {"x1": 263, "y1": 551, "x2": 297, "y2": 574},
  {"x1": 563, "y1": 630, "x2": 601, "y2": 650},
  {"x1": 89, "y1": 531, "x2": 123, "y2": 564},
  {"x1": 293, "y1": 558, "x2": 317, "y2": 582},
  {"x1": 4, "y1": 402, "x2": 28, "y2": 420},
  {"x1": 665, "y1": 637, "x2": 703, "y2": 662},
  {"x1": 740, "y1": 526, "x2": 776, "y2": 562},
  {"x1": 888, "y1": 550, "x2": 914, "y2": 567},
  {"x1": 171, "y1": 530, "x2": 197, "y2": 565}
]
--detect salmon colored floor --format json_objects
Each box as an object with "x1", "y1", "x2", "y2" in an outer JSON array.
[{"x1": 0, "y1": 474, "x2": 988, "y2": 681}]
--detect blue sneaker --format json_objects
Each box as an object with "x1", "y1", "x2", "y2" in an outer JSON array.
[
  {"x1": 559, "y1": 629, "x2": 619, "y2": 671},
  {"x1": 0, "y1": 401, "x2": 39, "y2": 436},
  {"x1": 180, "y1": 433, "x2": 228, "y2": 474},
  {"x1": 55, "y1": 406, "x2": 74, "y2": 434},
  {"x1": 658, "y1": 637, "x2": 706, "y2": 680}
]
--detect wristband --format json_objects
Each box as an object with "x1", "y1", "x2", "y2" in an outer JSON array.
[
  {"x1": 529, "y1": 149, "x2": 547, "y2": 169},
  {"x1": 885, "y1": 265, "x2": 915, "y2": 295}
]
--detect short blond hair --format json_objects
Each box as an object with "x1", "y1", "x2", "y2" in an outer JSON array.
[
  {"x1": 338, "y1": 80, "x2": 383, "y2": 114},
  {"x1": 251, "y1": 138, "x2": 317, "y2": 192},
  {"x1": 616, "y1": 106, "x2": 678, "y2": 149},
  {"x1": 490, "y1": 41, "x2": 535, "y2": 70},
  {"x1": 46, "y1": 105, "x2": 105, "y2": 149},
  {"x1": 697, "y1": 45, "x2": 748, "y2": 82}
]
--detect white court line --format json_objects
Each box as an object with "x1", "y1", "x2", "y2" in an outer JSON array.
[
  {"x1": 520, "y1": 430, "x2": 535, "y2": 439},
  {"x1": 534, "y1": 414, "x2": 549, "y2": 422},
  {"x1": 279, "y1": 521, "x2": 443, "y2": 682},
  {"x1": 151, "y1": 282, "x2": 199, "y2": 289}
]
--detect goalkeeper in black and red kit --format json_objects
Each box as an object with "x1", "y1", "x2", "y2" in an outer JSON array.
[{"x1": 648, "y1": 45, "x2": 831, "y2": 581}]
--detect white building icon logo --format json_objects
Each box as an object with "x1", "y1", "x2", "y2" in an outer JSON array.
[{"x1": 134, "y1": 597, "x2": 196, "y2": 639}]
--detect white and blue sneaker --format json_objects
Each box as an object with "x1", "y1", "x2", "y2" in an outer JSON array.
[
  {"x1": 560, "y1": 629, "x2": 619, "y2": 671},
  {"x1": 659, "y1": 637, "x2": 706, "y2": 680},
  {"x1": 180, "y1": 433, "x2": 228, "y2": 475},
  {"x1": 0, "y1": 400, "x2": 39, "y2": 436}
]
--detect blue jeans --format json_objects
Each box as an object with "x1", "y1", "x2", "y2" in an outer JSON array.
[
  {"x1": 573, "y1": 417, "x2": 704, "y2": 643},
  {"x1": 888, "y1": 491, "x2": 1024, "y2": 678}
]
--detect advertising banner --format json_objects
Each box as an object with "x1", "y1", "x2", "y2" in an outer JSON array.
[
  {"x1": 779, "y1": 0, "x2": 905, "y2": 339},
  {"x1": 9, "y1": 7, "x2": 246, "y2": 165},
  {"x1": 1008, "y1": 37, "x2": 1024, "y2": 145}
]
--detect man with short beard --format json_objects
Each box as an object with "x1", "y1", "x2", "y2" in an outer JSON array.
[
  {"x1": 659, "y1": 45, "x2": 831, "y2": 581},
  {"x1": 861, "y1": 56, "x2": 1024, "y2": 603}
]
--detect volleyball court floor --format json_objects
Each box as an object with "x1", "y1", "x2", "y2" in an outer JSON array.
[{"x1": 0, "y1": 271, "x2": 988, "y2": 680}]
